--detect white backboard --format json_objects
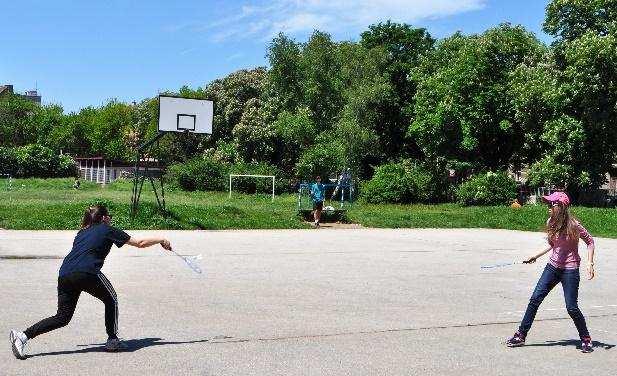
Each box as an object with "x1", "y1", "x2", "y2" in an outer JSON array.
[{"x1": 158, "y1": 95, "x2": 213, "y2": 134}]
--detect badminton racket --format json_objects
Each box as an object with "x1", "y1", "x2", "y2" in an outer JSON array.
[
  {"x1": 481, "y1": 260, "x2": 531, "y2": 269},
  {"x1": 171, "y1": 249, "x2": 203, "y2": 274}
]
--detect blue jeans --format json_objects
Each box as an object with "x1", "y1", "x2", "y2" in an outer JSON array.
[{"x1": 519, "y1": 263, "x2": 589, "y2": 338}]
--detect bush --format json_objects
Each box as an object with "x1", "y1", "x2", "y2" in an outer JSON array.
[
  {"x1": 527, "y1": 156, "x2": 572, "y2": 188},
  {"x1": 456, "y1": 171, "x2": 517, "y2": 206},
  {"x1": 0, "y1": 147, "x2": 18, "y2": 175},
  {"x1": 57, "y1": 154, "x2": 78, "y2": 177},
  {"x1": 167, "y1": 156, "x2": 229, "y2": 191},
  {"x1": 13, "y1": 144, "x2": 76, "y2": 178},
  {"x1": 361, "y1": 161, "x2": 439, "y2": 204}
]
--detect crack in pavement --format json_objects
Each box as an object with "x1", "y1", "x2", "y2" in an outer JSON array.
[{"x1": 209, "y1": 312, "x2": 617, "y2": 344}]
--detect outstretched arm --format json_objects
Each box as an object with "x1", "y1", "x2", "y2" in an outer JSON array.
[
  {"x1": 524, "y1": 245, "x2": 552, "y2": 264},
  {"x1": 126, "y1": 236, "x2": 172, "y2": 251}
]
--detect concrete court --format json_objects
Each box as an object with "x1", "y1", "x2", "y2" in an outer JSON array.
[{"x1": 1, "y1": 228, "x2": 617, "y2": 375}]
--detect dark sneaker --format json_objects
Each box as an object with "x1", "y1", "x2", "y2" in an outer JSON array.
[
  {"x1": 581, "y1": 337, "x2": 593, "y2": 353},
  {"x1": 506, "y1": 331, "x2": 526, "y2": 347},
  {"x1": 105, "y1": 338, "x2": 128, "y2": 352}
]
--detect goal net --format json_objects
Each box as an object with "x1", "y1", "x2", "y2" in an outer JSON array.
[
  {"x1": 229, "y1": 174, "x2": 275, "y2": 201},
  {"x1": 1, "y1": 174, "x2": 12, "y2": 191}
]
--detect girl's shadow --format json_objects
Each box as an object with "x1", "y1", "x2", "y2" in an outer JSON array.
[
  {"x1": 524, "y1": 339, "x2": 615, "y2": 351},
  {"x1": 29, "y1": 337, "x2": 210, "y2": 357}
]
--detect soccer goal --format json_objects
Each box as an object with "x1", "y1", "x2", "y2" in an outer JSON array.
[
  {"x1": 1, "y1": 174, "x2": 12, "y2": 191},
  {"x1": 229, "y1": 174, "x2": 275, "y2": 201}
]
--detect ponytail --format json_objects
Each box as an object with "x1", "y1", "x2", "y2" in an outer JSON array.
[{"x1": 80, "y1": 205, "x2": 109, "y2": 229}]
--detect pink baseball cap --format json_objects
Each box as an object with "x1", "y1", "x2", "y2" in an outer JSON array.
[{"x1": 542, "y1": 191, "x2": 570, "y2": 206}]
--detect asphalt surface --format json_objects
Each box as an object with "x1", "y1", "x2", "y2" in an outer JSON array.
[{"x1": 2, "y1": 228, "x2": 617, "y2": 375}]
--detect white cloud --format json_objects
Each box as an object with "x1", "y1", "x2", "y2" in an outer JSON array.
[{"x1": 195, "y1": 0, "x2": 486, "y2": 42}]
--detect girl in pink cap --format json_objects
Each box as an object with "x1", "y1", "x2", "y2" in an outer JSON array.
[{"x1": 505, "y1": 191, "x2": 596, "y2": 353}]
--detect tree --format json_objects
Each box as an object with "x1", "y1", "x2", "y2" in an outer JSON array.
[
  {"x1": 545, "y1": 0, "x2": 617, "y2": 42},
  {"x1": 555, "y1": 32, "x2": 617, "y2": 188},
  {"x1": 534, "y1": 1, "x2": 617, "y2": 192},
  {"x1": 273, "y1": 107, "x2": 316, "y2": 171},
  {"x1": 300, "y1": 31, "x2": 345, "y2": 132},
  {"x1": 232, "y1": 98, "x2": 276, "y2": 163},
  {"x1": 204, "y1": 68, "x2": 268, "y2": 144},
  {"x1": 0, "y1": 94, "x2": 44, "y2": 147},
  {"x1": 267, "y1": 34, "x2": 304, "y2": 114},
  {"x1": 410, "y1": 25, "x2": 546, "y2": 171},
  {"x1": 360, "y1": 22, "x2": 435, "y2": 159}
]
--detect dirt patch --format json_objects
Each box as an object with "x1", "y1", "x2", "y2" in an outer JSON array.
[{"x1": 304, "y1": 222, "x2": 363, "y2": 229}]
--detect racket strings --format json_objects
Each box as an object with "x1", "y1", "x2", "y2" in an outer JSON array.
[{"x1": 171, "y1": 250, "x2": 203, "y2": 274}]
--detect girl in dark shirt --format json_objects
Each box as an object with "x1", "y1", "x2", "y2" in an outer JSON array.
[{"x1": 10, "y1": 205, "x2": 173, "y2": 359}]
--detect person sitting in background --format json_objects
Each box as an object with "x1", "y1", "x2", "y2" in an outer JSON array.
[{"x1": 331, "y1": 168, "x2": 352, "y2": 203}]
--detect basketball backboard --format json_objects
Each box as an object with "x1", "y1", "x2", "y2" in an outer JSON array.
[{"x1": 158, "y1": 95, "x2": 213, "y2": 134}]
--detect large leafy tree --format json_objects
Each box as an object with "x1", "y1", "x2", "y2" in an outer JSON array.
[
  {"x1": 360, "y1": 22, "x2": 435, "y2": 159},
  {"x1": 410, "y1": 24, "x2": 546, "y2": 171},
  {"x1": 204, "y1": 68, "x2": 268, "y2": 144},
  {"x1": 267, "y1": 34, "x2": 304, "y2": 115},
  {"x1": 524, "y1": 0, "x2": 617, "y2": 193},
  {"x1": 0, "y1": 94, "x2": 56, "y2": 147},
  {"x1": 544, "y1": 0, "x2": 617, "y2": 41}
]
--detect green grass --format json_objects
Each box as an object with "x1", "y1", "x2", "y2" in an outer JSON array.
[
  {"x1": 0, "y1": 178, "x2": 306, "y2": 230},
  {"x1": 2, "y1": 178, "x2": 617, "y2": 238},
  {"x1": 348, "y1": 203, "x2": 617, "y2": 238}
]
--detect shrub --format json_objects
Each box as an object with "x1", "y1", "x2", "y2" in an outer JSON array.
[
  {"x1": 456, "y1": 171, "x2": 517, "y2": 206},
  {"x1": 57, "y1": 154, "x2": 78, "y2": 177},
  {"x1": 527, "y1": 156, "x2": 572, "y2": 188},
  {"x1": 167, "y1": 156, "x2": 228, "y2": 191},
  {"x1": 360, "y1": 161, "x2": 441, "y2": 204},
  {"x1": 14, "y1": 144, "x2": 76, "y2": 178},
  {"x1": 0, "y1": 147, "x2": 18, "y2": 175}
]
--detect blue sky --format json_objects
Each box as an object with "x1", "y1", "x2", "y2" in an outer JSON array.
[{"x1": 1, "y1": 0, "x2": 551, "y2": 113}]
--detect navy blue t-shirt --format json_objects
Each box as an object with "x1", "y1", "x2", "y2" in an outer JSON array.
[{"x1": 59, "y1": 223, "x2": 130, "y2": 277}]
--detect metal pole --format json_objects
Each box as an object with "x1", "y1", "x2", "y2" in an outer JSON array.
[
  {"x1": 229, "y1": 175, "x2": 232, "y2": 199},
  {"x1": 103, "y1": 159, "x2": 106, "y2": 185},
  {"x1": 272, "y1": 176, "x2": 275, "y2": 201}
]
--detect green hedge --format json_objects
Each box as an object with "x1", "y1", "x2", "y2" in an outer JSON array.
[
  {"x1": 361, "y1": 162, "x2": 438, "y2": 204},
  {"x1": 167, "y1": 157, "x2": 290, "y2": 194},
  {"x1": 457, "y1": 171, "x2": 517, "y2": 206},
  {"x1": 167, "y1": 156, "x2": 229, "y2": 191},
  {"x1": 0, "y1": 145, "x2": 76, "y2": 178}
]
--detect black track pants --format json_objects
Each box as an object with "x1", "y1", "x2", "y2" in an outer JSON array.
[{"x1": 24, "y1": 271, "x2": 118, "y2": 340}]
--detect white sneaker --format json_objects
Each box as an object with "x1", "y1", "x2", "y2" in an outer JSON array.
[{"x1": 10, "y1": 330, "x2": 28, "y2": 360}]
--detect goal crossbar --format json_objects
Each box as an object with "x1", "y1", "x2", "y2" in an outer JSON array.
[{"x1": 229, "y1": 174, "x2": 275, "y2": 201}]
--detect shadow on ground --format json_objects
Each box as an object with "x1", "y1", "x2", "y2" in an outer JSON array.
[
  {"x1": 524, "y1": 339, "x2": 615, "y2": 350},
  {"x1": 29, "y1": 337, "x2": 210, "y2": 358}
]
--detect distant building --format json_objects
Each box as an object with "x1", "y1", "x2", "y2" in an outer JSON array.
[
  {"x1": 0, "y1": 84, "x2": 41, "y2": 104},
  {"x1": 0, "y1": 84, "x2": 13, "y2": 97},
  {"x1": 74, "y1": 156, "x2": 162, "y2": 184},
  {"x1": 23, "y1": 90, "x2": 41, "y2": 104}
]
